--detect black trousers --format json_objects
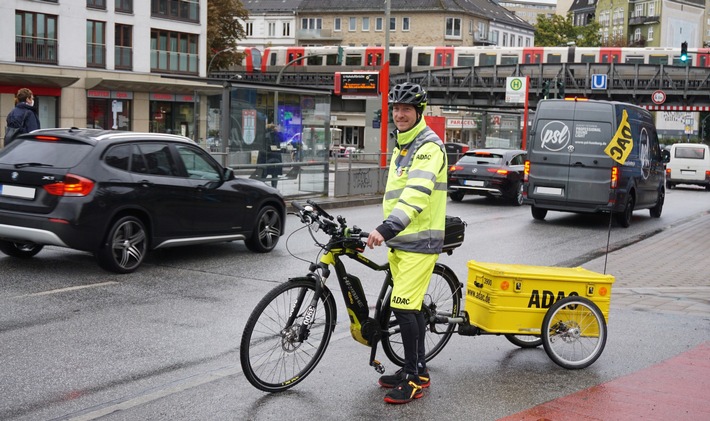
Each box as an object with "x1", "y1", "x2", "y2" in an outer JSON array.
[{"x1": 393, "y1": 310, "x2": 426, "y2": 376}]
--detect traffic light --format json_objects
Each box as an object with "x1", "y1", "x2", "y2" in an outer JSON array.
[
  {"x1": 337, "y1": 46, "x2": 344, "y2": 65},
  {"x1": 556, "y1": 80, "x2": 565, "y2": 98},
  {"x1": 680, "y1": 42, "x2": 688, "y2": 62},
  {"x1": 541, "y1": 81, "x2": 550, "y2": 99}
]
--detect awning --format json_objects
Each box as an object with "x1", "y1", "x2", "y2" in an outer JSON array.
[
  {"x1": 85, "y1": 76, "x2": 223, "y2": 95},
  {"x1": 0, "y1": 71, "x2": 79, "y2": 91}
]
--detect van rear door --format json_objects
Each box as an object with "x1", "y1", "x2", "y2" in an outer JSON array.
[{"x1": 528, "y1": 101, "x2": 615, "y2": 207}]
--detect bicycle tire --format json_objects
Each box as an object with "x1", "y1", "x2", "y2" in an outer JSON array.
[
  {"x1": 505, "y1": 334, "x2": 543, "y2": 348},
  {"x1": 541, "y1": 296, "x2": 607, "y2": 369},
  {"x1": 240, "y1": 278, "x2": 336, "y2": 392},
  {"x1": 380, "y1": 263, "x2": 462, "y2": 367}
]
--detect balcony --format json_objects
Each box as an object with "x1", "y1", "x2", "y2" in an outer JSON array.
[
  {"x1": 644, "y1": 15, "x2": 660, "y2": 24},
  {"x1": 15, "y1": 36, "x2": 58, "y2": 65},
  {"x1": 297, "y1": 29, "x2": 343, "y2": 42},
  {"x1": 629, "y1": 15, "x2": 645, "y2": 25}
]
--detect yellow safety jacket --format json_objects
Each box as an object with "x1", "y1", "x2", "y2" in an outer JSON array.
[{"x1": 380, "y1": 118, "x2": 448, "y2": 254}]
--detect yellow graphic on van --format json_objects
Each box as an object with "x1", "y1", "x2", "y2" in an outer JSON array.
[{"x1": 604, "y1": 109, "x2": 633, "y2": 165}]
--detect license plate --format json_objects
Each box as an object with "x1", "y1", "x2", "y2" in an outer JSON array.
[
  {"x1": 680, "y1": 170, "x2": 696, "y2": 175},
  {"x1": 464, "y1": 180, "x2": 484, "y2": 187},
  {"x1": 536, "y1": 186, "x2": 563, "y2": 196},
  {"x1": 0, "y1": 184, "x2": 36, "y2": 200}
]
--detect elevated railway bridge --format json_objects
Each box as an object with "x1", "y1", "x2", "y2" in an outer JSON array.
[{"x1": 227, "y1": 62, "x2": 710, "y2": 112}]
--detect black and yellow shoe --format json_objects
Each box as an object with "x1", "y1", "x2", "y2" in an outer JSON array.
[
  {"x1": 379, "y1": 368, "x2": 430, "y2": 389},
  {"x1": 383, "y1": 374, "x2": 423, "y2": 404}
]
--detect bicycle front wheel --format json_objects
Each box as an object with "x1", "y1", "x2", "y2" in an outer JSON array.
[
  {"x1": 381, "y1": 263, "x2": 462, "y2": 367},
  {"x1": 541, "y1": 296, "x2": 607, "y2": 369},
  {"x1": 240, "y1": 278, "x2": 336, "y2": 392}
]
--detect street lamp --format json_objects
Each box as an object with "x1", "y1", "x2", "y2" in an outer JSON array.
[{"x1": 207, "y1": 47, "x2": 236, "y2": 76}]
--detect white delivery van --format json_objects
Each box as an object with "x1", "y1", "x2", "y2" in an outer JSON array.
[{"x1": 665, "y1": 143, "x2": 710, "y2": 190}]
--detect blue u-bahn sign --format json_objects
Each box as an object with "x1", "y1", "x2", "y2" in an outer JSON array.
[{"x1": 591, "y1": 74, "x2": 608, "y2": 90}]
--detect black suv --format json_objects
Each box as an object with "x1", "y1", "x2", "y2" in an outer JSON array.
[{"x1": 0, "y1": 129, "x2": 286, "y2": 273}]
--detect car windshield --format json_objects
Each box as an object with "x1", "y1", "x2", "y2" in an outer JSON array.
[
  {"x1": 0, "y1": 139, "x2": 92, "y2": 168},
  {"x1": 458, "y1": 153, "x2": 504, "y2": 165}
]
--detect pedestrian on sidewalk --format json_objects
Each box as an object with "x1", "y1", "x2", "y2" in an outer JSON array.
[
  {"x1": 366, "y1": 82, "x2": 448, "y2": 404},
  {"x1": 4, "y1": 88, "x2": 40, "y2": 147}
]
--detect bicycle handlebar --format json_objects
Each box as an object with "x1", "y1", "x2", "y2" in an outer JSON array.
[{"x1": 292, "y1": 200, "x2": 370, "y2": 240}]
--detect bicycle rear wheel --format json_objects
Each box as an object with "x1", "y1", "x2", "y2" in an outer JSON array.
[
  {"x1": 380, "y1": 263, "x2": 462, "y2": 367},
  {"x1": 505, "y1": 334, "x2": 543, "y2": 348},
  {"x1": 240, "y1": 278, "x2": 336, "y2": 392}
]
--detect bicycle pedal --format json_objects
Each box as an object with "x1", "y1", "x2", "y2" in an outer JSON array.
[{"x1": 371, "y1": 360, "x2": 385, "y2": 374}]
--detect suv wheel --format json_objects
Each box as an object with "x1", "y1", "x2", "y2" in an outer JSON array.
[
  {"x1": 531, "y1": 206, "x2": 547, "y2": 220},
  {"x1": 616, "y1": 195, "x2": 635, "y2": 228},
  {"x1": 245, "y1": 205, "x2": 282, "y2": 253},
  {"x1": 510, "y1": 182, "x2": 523, "y2": 206},
  {"x1": 649, "y1": 190, "x2": 664, "y2": 218},
  {"x1": 97, "y1": 216, "x2": 148, "y2": 273},
  {"x1": 449, "y1": 191, "x2": 464, "y2": 202},
  {"x1": 0, "y1": 240, "x2": 44, "y2": 258}
]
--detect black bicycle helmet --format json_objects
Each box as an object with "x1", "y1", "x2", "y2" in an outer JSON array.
[{"x1": 388, "y1": 82, "x2": 428, "y2": 112}]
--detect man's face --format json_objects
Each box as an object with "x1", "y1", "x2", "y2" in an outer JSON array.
[{"x1": 392, "y1": 103, "x2": 417, "y2": 132}]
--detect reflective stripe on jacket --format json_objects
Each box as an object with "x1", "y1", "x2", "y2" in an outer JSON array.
[{"x1": 382, "y1": 118, "x2": 448, "y2": 254}]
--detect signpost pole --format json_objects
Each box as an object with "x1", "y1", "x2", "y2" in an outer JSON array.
[{"x1": 522, "y1": 76, "x2": 529, "y2": 150}]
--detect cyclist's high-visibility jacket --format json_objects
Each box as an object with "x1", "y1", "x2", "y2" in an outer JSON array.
[{"x1": 379, "y1": 117, "x2": 448, "y2": 254}]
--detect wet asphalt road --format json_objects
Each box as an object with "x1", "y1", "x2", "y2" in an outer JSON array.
[{"x1": 1, "y1": 187, "x2": 709, "y2": 420}]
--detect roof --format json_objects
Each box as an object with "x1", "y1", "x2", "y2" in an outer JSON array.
[
  {"x1": 243, "y1": 0, "x2": 305, "y2": 13},
  {"x1": 297, "y1": 0, "x2": 533, "y2": 31}
]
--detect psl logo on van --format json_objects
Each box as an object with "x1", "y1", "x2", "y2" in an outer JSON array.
[
  {"x1": 540, "y1": 121, "x2": 571, "y2": 151},
  {"x1": 639, "y1": 128, "x2": 651, "y2": 179}
]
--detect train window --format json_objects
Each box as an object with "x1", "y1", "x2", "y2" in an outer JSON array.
[
  {"x1": 457, "y1": 55, "x2": 475, "y2": 67},
  {"x1": 625, "y1": 56, "x2": 644, "y2": 64},
  {"x1": 345, "y1": 55, "x2": 362, "y2": 66},
  {"x1": 417, "y1": 53, "x2": 431, "y2": 66},
  {"x1": 326, "y1": 54, "x2": 339, "y2": 65},
  {"x1": 580, "y1": 54, "x2": 595, "y2": 63},
  {"x1": 390, "y1": 53, "x2": 400, "y2": 66},
  {"x1": 501, "y1": 55, "x2": 519, "y2": 65},
  {"x1": 699, "y1": 56, "x2": 707, "y2": 67},
  {"x1": 479, "y1": 54, "x2": 496, "y2": 66},
  {"x1": 648, "y1": 55, "x2": 668, "y2": 65},
  {"x1": 307, "y1": 55, "x2": 323, "y2": 65},
  {"x1": 269, "y1": 53, "x2": 277, "y2": 66},
  {"x1": 672, "y1": 56, "x2": 693, "y2": 66},
  {"x1": 546, "y1": 54, "x2": 561, "y2": 63}
]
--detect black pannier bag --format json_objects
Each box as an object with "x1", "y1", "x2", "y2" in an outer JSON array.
[{"x1": 442, "y1": 215, "x2": 466, "y2": 254}]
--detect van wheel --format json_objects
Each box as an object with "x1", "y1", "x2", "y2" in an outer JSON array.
[
  {"x1": 531, "y1": 206, "x2": 547, "y2": 220},
  {"x1": 449, "y1": 191, "x2": 464, "y2": 202},
  {"x1": 649, "y1": 190, "x2": 664, "y2": 218},
  {"x1": 666, "y1": 181, "x2": 674, "y2": 189},
  {"x1": 616, "y1": 195, "x2": 634, "y2": 228}
]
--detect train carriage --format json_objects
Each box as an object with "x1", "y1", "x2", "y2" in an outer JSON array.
[{"x1": 231, "y1": 45, "x2": 710, "y2": 74}]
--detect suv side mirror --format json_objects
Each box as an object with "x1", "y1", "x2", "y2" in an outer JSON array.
[{"x1": 224, "y1": 167, "x2": 235, "y2": 181}]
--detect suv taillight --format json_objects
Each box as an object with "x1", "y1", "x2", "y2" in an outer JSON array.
[
  {"x1": 44, "y1": 174, "x2": 95, "y2": 197},
  {"x1": 524, "y1": 160, "x2": 530, "y2": 182},
  {"x1": 610, "y1": 166, "x2": 619, "y2": 189}
]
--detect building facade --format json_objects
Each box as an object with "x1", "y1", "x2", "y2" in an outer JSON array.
[
  {"x1": 596, "y1": 0, "x2": 705, "y2": 48},
  {"x1": 240, "y1": 0, "x2": 302, "y2": 49},
  {"x1": 1, "y1": 0, "x2": 219, "y2": 147},
  {"x1": 296, "y1": 0, "x2": 534, "y2": 47}
]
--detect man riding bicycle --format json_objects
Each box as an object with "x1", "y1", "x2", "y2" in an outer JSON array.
[{"x1": 366, "y1": 82, "x2": 448, "y2": 404}]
